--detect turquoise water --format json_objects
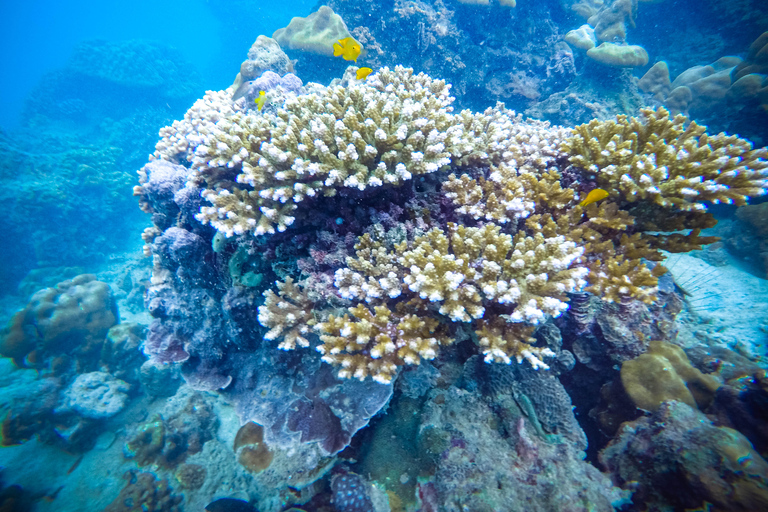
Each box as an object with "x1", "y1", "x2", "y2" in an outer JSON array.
[{"x1": 1, "y1": 1, "x2": 767, "y2": 511}]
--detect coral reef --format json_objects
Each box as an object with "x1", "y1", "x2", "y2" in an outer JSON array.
[
  {"x1": 0, "y1": 39, "x2": 200, "y2": 296},
  {"x1": 565, "y1": 0, "x2": 649, "y2": 69},
  {"x1": 124, "y1": 388, "x2": 217, "y2": 468},
  {"x1": 136, "y1": 39, "x2": 768, "y2": 508},
  {"x1": 638, "y1": 32, "x2": 768, "y2": 144},
  {"x1": 233, "y1": 35, "x2": 294, "y2": 87},
  {"x1": 323, "y1": 0, "x2": 576, "y2": 114},
  {"x1": 57, "y1": 371, "x2": 131, "y2": 419},
  {"x1": 103, "y1": 471, "x2": 182, "y2": 512}
]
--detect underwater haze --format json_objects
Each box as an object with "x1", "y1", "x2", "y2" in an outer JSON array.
[{"x1": 1, "y1": 1, "x2": 768, "y2": 511}]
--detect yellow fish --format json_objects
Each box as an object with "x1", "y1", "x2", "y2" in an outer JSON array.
[
  {"x1": 254, "y1": 90, "x2": 267, "y2": 111},
  {"x1": 333, "y1": 37, "x2": 362, "y2": 63},
  {"x1": 356, "y1": 67, "x2": 373, "y2": 80},
  {"x1": 579, "y1": 188, "x2": 610, "y2": 207}
]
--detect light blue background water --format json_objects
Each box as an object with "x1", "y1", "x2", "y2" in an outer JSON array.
[{"x1": 0, "y1": 0, "x2": 315, "y2": 130}]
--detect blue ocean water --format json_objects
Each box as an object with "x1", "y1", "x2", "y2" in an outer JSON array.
[{"x1": 0, "y1": 1, "x2": 767, "y2": 511}]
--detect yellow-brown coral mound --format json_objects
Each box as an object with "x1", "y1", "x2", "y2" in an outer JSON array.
[{"x1": 562, "y1": 106, "x2": 768, "y2": 211}]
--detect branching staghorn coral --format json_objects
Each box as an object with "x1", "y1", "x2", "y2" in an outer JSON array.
[
  {"x1": 151, "y1": 90, "x2": 239, "y2": 164},
  {"x1": 152, "y1": 66, "x2": 569, "y2": 239},
  {"x1": 475, "y1": 317, "x2": 552, "y2": 368},
  {"x1": 562, "y1": 107, "x2": 768, "y2": 211},
  {"x1": 443, "y1": 163, "x2": 574, "y2": 224},
  {"x1": 338, "y1": 223, "x2": 588, "y2": 324},
  {"x1": 451, "y1": 106, "x2": 570, "y2": 171},
  {"x1": 258, "y1": 277, "x2": 316, "y2": 350},
  {"x1": 316, "y1": 302, "x2": 451, "y2": 384},
  {"x1": 189, "y1": 66, "x2": 474, "y2": 237},
  {"x1": 258, "y1": 221, "x2": 587, "y2": 383}
]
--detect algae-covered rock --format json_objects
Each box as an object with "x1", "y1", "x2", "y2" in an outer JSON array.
[{"x1": 600, "y1": 401, "x2": 768, "y2": 512}]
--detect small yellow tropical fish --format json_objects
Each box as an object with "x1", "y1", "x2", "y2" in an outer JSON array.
[
  {"x1": 254, "y1": 90, "x2": 267, "y2": 111},
  {"x1": 579, "y1": 188, "x2": 610, "y2": 207},
  {"x1": 356, "y1": 67, "x2": 373, "y2": 80},
  {"x1": 333, "y1": 37, "x2": 362, "y2": 63}
]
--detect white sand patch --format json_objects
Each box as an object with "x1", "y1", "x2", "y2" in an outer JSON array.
[{"x1": 665, "y1": 252, "x2": 768, "y2": 359}]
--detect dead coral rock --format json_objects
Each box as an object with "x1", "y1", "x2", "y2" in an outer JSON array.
[
  {"x1": 124, "y1": 388, "x2": 217, "y2": 467},
  {"x1": 99, "y1": 322, "x2": 147, "y2": 385}
]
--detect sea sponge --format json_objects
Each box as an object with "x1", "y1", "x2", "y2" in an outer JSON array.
[
  {"x1": 620, "y1": 340, "x2": 720, "y2": 411},
  {"x1": 586, "y1": 42, "x2": 648, "y2": 67},
  {"x1": 273, "y1": 5, "x2": 356, "y2": 58}
]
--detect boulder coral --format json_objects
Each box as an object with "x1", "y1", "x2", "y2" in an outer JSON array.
[
  {"x1": 273, "y1": 5, "x2": 357, "y2": 58},
  {"x1": 0, "y1": 274, "x2": 118, "y2": 368},
  {"x1": 620, "y1": 340, "x2": 720, "y2": 411}
]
